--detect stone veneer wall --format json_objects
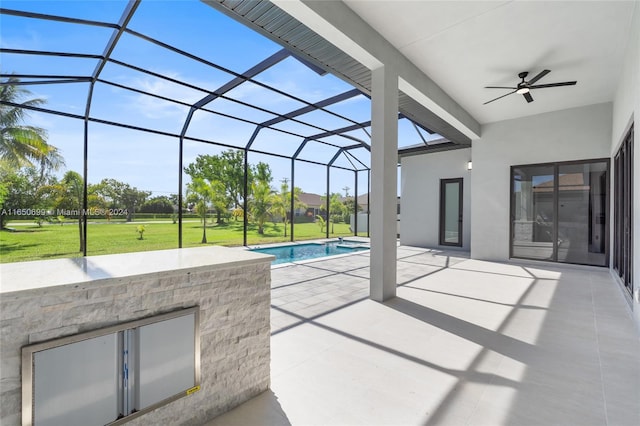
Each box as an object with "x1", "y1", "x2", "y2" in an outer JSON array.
[{"x1": 0, "y1": 259, "x2": 271, "y2": 425}]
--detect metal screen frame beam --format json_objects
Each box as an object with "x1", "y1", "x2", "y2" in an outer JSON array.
[
  {"x1": 0, "y1": 1, "x2": 401, "y2": 255},
  {"x1": 245, "y1": 88, "x2": 363, "y2": 151},
  {"x1": 81, "y1": 0, "x2": 140, "y2": 255}
]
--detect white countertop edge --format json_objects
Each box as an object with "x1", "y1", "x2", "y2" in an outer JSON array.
[{"x1": 0, "y1": 246, "x2": 274, "y2": 296}]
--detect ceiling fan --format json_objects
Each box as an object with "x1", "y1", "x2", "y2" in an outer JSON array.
[{"x1": 483, "y1": 70, "x2": 577, "y2": 105}]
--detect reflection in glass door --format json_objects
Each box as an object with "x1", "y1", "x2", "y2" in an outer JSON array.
[
  {"x1": 510, "y1": 160, "x2": 609, "y2": 266},
  {"x1": 557, "y1": 162, "x2": 608, "y2": 266},
  {"x1": 439, "y1": 178, "x2": 463, "y2": 246},
  {"x1": 511, "y1": 165, "x2": 555, "y2": 260}
]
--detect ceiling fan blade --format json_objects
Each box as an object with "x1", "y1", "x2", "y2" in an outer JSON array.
[
  {"x1": 529, "y1": 81, "x2": 577, "y2": 89},
  {"x1": 485, "y1": 86, "x2": 517, "y2": 89},
  {"x1": 483, "y1": 90, "x2": 517, "y2": 105},
  {"x1": 523, "y1": 92, "x2": 534, "y2": 103},
  {"x1": 528, "y1": 69, "x2": 550, "y2": 85}
]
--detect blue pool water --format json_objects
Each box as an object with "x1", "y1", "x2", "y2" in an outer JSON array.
[{"x1": 251, "y1": 241, "x2": 368, "y2": 264}]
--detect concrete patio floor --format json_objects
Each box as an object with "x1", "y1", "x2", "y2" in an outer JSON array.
[{"x1": 208, "y1": 246, "x2": 640, "y2": 426}]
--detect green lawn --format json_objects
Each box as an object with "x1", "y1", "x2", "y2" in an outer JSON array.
[{"x1": 0, "y1": 219, "x2": 356, "y2": 263}]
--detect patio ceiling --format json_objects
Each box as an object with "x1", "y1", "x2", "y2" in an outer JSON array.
[
  {"x1": 343, "y1": 0, "x2": 636, "y2": 125},
  {"x1": 208, "y1": 0, "x2": 635, "y2": 139},
  {"x1": 202, "y1": 0, "x2": 472, "y2": 149}
]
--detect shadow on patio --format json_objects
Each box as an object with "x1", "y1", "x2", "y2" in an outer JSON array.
[{"x1": 207, "y1": 246, "x2": 639, "y2": 426}]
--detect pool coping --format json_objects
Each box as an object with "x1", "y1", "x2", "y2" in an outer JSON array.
[{"x1": 244, "y1": 237, "x2": 370, "y2": 269}]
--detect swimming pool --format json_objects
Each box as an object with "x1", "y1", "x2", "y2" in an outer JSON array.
[{"x1": 250, "y1": 241, "x2": 369, "y2": 264}]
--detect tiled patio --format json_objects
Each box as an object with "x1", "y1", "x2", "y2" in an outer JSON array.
[{"x1": 209, "y1": 246, "x2": 640, "y2": 426}]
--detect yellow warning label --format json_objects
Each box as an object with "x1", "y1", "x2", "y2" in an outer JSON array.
[{"x1": 186, "y1": 385, "x2": 201, "y2": 395}]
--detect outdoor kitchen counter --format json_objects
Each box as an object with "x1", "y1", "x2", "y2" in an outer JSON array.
[
  {"x1": 0, "y1": 246, "x2": 273, "y2": 295},
  {"x1": 0, "y1": 246, "x2": 274, "y2": 426}
]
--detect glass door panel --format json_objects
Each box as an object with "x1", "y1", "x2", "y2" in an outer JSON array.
[
  {"x1": 557, "y1": 162, "x2": 607, "y2": 266},
  {"x1": 614, "y1": 125, "x2": 634, "y2": 293},
  {"x1": 511, "y1": 159, "x2": 610, "y2": 267},
  {"x1": 511, "y1": 165, "x2": 555, "y2": 260},
  {"x1": 439, "y1": 178, "x2": 462, "y2": 246}
]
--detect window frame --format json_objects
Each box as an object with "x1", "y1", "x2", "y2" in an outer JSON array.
[
  {"x1": 509, "y1": 158, "x2": 610, "y2": 266},
  {"x1": 439, "y1": 177, "x2": 464, "y2": 247},
  {"x1": 613, "y1": 124, "x2": 633, "y2": 294}
]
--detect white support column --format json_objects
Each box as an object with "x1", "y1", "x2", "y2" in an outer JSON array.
[{"x1": 370, "y1": 66, "x2": 398, "y2": 302}]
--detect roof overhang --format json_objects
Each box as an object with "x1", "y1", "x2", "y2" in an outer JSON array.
[
  {"x1": 201, "y1": 0, "x2": 480, "y2": 146},
  {"x1": 398, "y1": 140, "x2": 470, "y2": 161}
]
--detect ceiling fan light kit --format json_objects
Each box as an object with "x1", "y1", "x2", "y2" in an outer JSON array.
[{"x1": 483, "y1": 70, "x2": 577, "y2": 105}]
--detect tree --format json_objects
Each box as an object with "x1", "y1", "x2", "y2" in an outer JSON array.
[
  {"x1": 184, "y1": 150, "x2": 272, "y2": 219},
  {"x1": 0, "y1": 75, "x2": 63, "y2": 171},
  {"x1": 37, "y1": 144, "x2": 65, "y2": 183},
  {"x1": 270, "y1": 181, "x2": 306, "y2": 238},
  {"x1": 321, "y1": 193, "x2": 346, "y2": 234},
  {"x1": 186, "y1": 177, "x2": 218, "y2": 243},
  {"x1": 93, "y1": 178, "x2": 150, "y2": 221},
  {"x1": 342, "y1": 197, "x2": 362, "y2": 223},
  {"x1": 0, "y1": 180, "x2": 7, "y2": 212},
  {"x1": 50, "y1": 171, "x2": 85, "y2": 252},
  {"x1": 140, "y1": 196, "x2": 174, "y2": 214},
  {"x1": 231, "y1": 207, "x2": 244, "y2": 221},
  {"x1": 254, "y1": 162, "x2": 272, "y2": 186},
  {"x1": 0, "y1": 165, "x2": 55, "y2": 229},
  {"x1": 209, "y1": 180, "x2": 229, "y2": 224},
  {"x1": 168, "y1": 193, "x2": 179, "y2": 207},
  {"x1": 250, "y1": 180, "x2": 272, "y2": 235},
  {"x1": 330, "y1": 194, "x2": 346, "y2": 233},
  {"x1": 136, "y1": 225, "x2": 145, "y2": 240},
  {"x1": 185, "y1": 151, "x2": 243, "y2": 209}
]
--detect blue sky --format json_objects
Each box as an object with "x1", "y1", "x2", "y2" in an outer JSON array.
[{"x1": 2, "y1": 0, "x2": 437, "y2": 197}]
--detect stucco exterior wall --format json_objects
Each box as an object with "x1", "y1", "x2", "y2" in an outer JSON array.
[
  {"x1": 400, "y1": 147, "x2": 471, "y2": 250},
  {"x1": 471, "y1": 102, "x2": 613, "y2": 262},
  {"x1": 611, "y1": 2, "x2": 639, "y2": 330}
]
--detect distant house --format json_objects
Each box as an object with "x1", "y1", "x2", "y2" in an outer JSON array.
[
  {"x1": 351, "y1": 193, "x2": 399, "y2": 215},
  {"x1": 295, "y1": 192, "x2": 383, "y2": 221},
  {"x1": 296, "y1": 192, "x2": 324, "y2": 219},
  {"x1": 357, "y1": 193, "x2": 369, "y2": 213}
]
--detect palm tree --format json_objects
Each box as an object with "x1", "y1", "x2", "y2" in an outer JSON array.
[
  {"x1": 48, "y1": 171, "x2": 85, "y2": 252},
  {"x1": 186, "y1": 178, "x2": 216, "y2": 244},
  {"x1": 329, "y1": 193, "x2": 345, "y2": 234},
  {"x1": 0, "y1": 76, "x2": 61, "y2": 170},
  {"x1": 270, "y1": 182, "x2": 306, "y2": 237},
  {"x1": 250, "y1": 180, "x2": 273, "y2": 235},
  {"x1": 38, "y1": 144, "x2": 65, "y2": 182}
]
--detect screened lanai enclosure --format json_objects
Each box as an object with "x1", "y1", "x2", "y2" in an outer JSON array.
[{"x1": 0, "y1": 0, "x2": 449, "y2": 262}]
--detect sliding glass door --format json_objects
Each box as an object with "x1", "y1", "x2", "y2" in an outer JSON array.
[
  {"x1": 510, "y1": 159, "x2": 609, "y2": 266},
  {"x1": 614, "y1": 125, "x2": 633, "y2": 294}
]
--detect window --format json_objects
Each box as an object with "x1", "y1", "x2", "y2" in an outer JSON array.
[
  {"x1": 439, "y1": 178, "x2": 463, "y2": 246},
  {"x1": 614, "y1": 124, "x2": 633, "y2": 294},
  {"x1": 510, "y1": 159, "x2": 609, "y2": 266}
]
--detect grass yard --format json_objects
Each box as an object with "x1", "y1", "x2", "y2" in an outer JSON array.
[{"x1": 0, "y1": 219, "x2": 355, "y2": 263}]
